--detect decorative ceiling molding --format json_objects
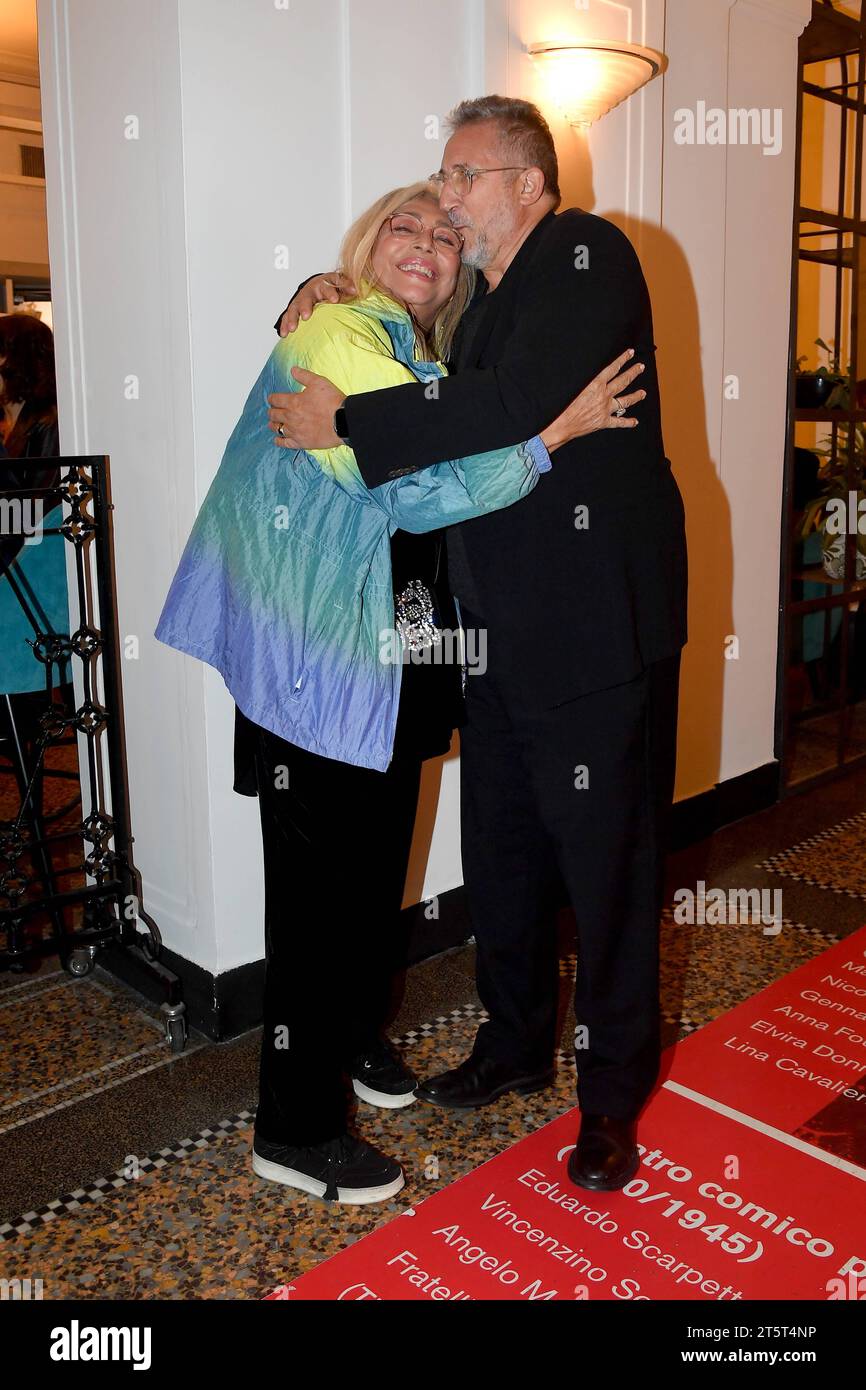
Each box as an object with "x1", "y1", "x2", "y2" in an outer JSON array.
[{"x1": 733, "y1": 0, "x2": 814, "y2": 36}]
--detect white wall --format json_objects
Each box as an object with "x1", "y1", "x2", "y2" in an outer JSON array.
[{"x1": 37, "y1": 0, "x2": 811, "y2": 977}]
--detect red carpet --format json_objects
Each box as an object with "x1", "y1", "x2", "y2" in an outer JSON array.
[
  {"x1": 665, "y1": 926, "x2": 866, "y2": 1165},
  {"x1": 266, "y1": 926, "x2": 866, "y2": 1302}
]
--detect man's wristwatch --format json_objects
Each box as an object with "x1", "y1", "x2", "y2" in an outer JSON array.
[{"x1": 334, "y1": 406, "x2": 351, "y2": 445}]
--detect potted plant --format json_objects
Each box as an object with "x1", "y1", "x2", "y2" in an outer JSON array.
[
  {"x1": 798, "y1": 402, "x2": 866, "y2": 580},
  {"x1": 795, "y1": 337, "x2": 847, "y2": 408}
]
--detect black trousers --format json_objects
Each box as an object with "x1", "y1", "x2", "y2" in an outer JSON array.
[
  {"x1": 459, "y1": 633, "x2": 681, "y2": 1120},
  {"x1": 252, "y1": 726, "x2": 422, "y2": 1146}
]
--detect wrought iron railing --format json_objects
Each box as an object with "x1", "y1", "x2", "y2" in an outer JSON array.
[{"x1": 0, "y1": 455, "x2": 186, "y2": 1050}]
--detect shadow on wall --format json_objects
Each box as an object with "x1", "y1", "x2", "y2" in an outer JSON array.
[
  {"x1": 561, "y1": 129, "x2": 732, "y2": 803},
  {"x1": 638, "y1": 217, "x2": 731, "y2": 803}
]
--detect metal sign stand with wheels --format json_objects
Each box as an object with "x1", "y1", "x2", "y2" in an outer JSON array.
[{"x1": 0, "y1": 456, "x2": 187, "y2": 1051}]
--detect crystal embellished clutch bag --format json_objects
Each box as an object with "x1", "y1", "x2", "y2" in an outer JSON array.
[{"x1": 394, "y1": 577, "x2": 442, "y2": 652}]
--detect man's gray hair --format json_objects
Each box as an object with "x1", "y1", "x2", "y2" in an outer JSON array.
[{"x1": 445, "y1": 95, "x2": 561, "y2": 205}]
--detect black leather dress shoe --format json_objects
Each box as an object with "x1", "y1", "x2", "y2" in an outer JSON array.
[
  {"x1": 567, "y1": 1114, "x2": 640, "y2": 1191},
  {"x1": 417, "y1": 1054, "x2": 554, "y2": 1109}
]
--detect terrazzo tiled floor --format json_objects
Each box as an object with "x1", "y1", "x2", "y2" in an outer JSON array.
[{"x1": 2, "y1": 765, "x2": 866, "y2": 1299}]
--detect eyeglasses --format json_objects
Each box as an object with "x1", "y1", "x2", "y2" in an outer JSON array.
[
  {"x1": 429, "y1": 165, "x2": 529, "y2": 196},
  {"x1": 384, "y1": 213, "x2": 464, "y2": 254}
]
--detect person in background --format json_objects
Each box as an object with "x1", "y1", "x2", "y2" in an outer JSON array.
[
  {"x1": 0, "y1": 313, "x2": 71, "y2": 808},
  {"x1": 0, "y1": 312, "x2": 59, "y2": 459}
]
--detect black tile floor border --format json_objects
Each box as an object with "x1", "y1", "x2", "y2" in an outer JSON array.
[
  {"x1": 0, "y1": 1113, "x2": 255, "y2": 1242},
  {"x1": 758, "y1": 810, "x2": 866, "y2": 899}
]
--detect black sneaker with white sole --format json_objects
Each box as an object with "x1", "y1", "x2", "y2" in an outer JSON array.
[
  {"x1": 251, "y1": 1131, "x2": 404, "y2": 1204},
  {"x1": 350, "y1": 1038, "x2": 418, "y2": 1109}
]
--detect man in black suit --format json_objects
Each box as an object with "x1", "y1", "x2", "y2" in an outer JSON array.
[{"x1": 268, "y1": 96, "x2": 688, "y2": 1191}]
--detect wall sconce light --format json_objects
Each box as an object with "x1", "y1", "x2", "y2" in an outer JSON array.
[{"x1": 529, "y1": 40, "x2": 666, "y2": 130}]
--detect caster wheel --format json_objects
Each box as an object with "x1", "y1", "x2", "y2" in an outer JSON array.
[{"x1": 64, "y1": 949, "x2": 94, "y2": 978}]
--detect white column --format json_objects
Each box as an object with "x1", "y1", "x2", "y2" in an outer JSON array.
[
  {"x1": 720, "y1": 0, "x2": 812, "y2": 783},
  {"x1": 657, "y1": 0, "x2": 810, "y2": 795}
]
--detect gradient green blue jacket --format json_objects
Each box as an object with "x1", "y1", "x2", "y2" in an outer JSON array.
[{"x1": 155, "y1": 288, "x2": 550, "y2": 771}]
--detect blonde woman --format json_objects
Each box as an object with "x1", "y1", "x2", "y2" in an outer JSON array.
[{"x1": 156, "y1": 182, "x2": 643, "y2": 1204}]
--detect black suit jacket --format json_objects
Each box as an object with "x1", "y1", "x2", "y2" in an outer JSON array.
[{"x1": 342, "y1": 208, "x2": 688, "y2": 709}]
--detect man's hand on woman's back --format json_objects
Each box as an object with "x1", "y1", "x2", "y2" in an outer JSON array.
[{"x1": 277, "y1": 272, "x2": 358, "y2": 336}]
